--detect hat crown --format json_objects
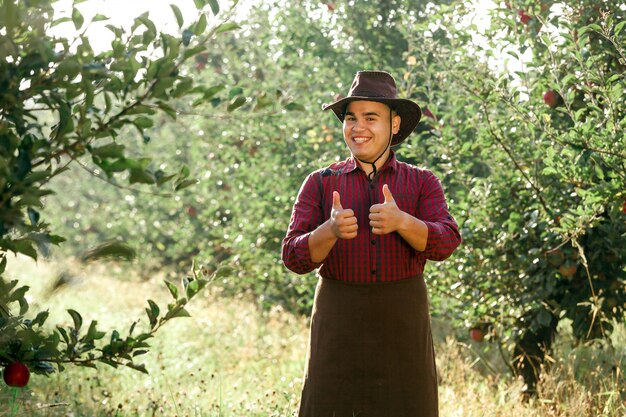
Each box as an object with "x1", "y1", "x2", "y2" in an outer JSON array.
[{"x1": 348, "y1": 71, "x2": 397, "y2": 99}]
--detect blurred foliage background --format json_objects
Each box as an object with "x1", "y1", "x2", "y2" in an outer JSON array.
[{"x1": 1, "y1": 0, "x2": 625, "y2": 403}]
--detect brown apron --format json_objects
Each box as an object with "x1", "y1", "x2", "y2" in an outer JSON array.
[{"x1": 298, "y1": 276, "x2": 438, "y2": 417}]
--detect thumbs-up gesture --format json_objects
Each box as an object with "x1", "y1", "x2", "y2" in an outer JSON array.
[
  {"x1": 369, "y1": 184, "x2": 404, "y2": 235},
  {"x1": 330, "y1": 191, "x2": 358, "y2": 239}
]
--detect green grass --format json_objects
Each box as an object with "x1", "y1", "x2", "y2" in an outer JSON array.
[{"x1": 1, "y1": 256, "x2": 624, "y2": 416}]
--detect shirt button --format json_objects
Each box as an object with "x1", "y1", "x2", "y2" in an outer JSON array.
[
  {"x1": 371, "y1": 239, "x2": 376, "y2": 245},
  {"x1": 371, "y1": 269, "x2": 376, "y2": 275}
]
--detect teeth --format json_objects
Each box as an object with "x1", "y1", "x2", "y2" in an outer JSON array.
[{"x1": 353, "y1": 137, "x2": 369, "y2": 143}]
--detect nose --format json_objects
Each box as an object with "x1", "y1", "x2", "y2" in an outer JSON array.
[{"x1": 350, "y1": 119, "x2": 365, "y2": 131}]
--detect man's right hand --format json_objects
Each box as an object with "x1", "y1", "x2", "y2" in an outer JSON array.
[{"x1": 330, "y1": 191, "x2": 358, "y2": 239}]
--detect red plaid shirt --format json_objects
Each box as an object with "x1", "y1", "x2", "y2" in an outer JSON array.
[{"x1": 282, "y1": 152, "x2": 461, "y2": 283}]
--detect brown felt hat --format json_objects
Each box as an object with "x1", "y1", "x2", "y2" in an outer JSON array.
[{"x1": 322, "y1": 71, "x2": 422, "y2": 146}]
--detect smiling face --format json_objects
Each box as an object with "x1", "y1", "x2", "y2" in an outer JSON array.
[{"x1": 343, "y1": 100, "x2": 401, "y2": 172}]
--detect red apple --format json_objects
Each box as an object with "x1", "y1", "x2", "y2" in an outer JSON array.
[
  {"x1": 186, "y1": 206, "x2": 198, "y2": 217},
  {"x1": 470, "y1": 328, "x2": 485, "y2": 342},
  {"x1": 518, "y1": 9, "x2": 532, "y2": 24},
  {"x1": 543, "y1": 90, "x2": 561, "y2": 108},
  {"x1": 559, "y1": 263, "x2": 577, "y2": 277},
  {"x1": 3, "y1": 362, "x2": 30, "y2": 387}
]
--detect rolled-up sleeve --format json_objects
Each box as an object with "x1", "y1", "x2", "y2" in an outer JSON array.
[
  {"x1": 419, "y1": 171, "x2": 461, "y2": 261},
  {"x1": 281, "y1": 172, "x2": 324, "y2": 274}
]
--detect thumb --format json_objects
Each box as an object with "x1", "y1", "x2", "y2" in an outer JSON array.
[
  {"x1": 332, "y1": 191, "x2": 343, "y2": 210},
  {"x1": 383, "y1": 184, "x2": 395, "y2": 203}
]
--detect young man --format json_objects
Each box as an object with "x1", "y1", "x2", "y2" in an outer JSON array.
[{"x1": 282, "y1": 71, "x2": 461, "y2": 417}]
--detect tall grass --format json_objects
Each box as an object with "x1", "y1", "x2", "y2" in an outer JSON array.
[{"x1": 1, "y1": 256, "x2": 624, "y2": 416}]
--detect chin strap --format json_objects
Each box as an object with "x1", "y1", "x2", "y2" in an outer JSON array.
[{"x1": 357, "y1": 113, "x2": 394, "y2": 182}]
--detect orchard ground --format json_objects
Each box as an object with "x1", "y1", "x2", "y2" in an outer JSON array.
[{"x1": 0, "y1": 256, "x2": 624, "y2": 417}]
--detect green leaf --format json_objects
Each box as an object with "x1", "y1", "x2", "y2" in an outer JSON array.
[
  {"x1": 57, "y1": 327, "x2": 70, "y2": 344},
  {"x1": 207, "y1": 0, "x2": 219, "y2": 15},
  {"x1": 137, "y1": 16, "x2": 156, "y2": 36},
  {"x1": 27, "y1": 207, "x2": 40, "y2": 226},
  {"x1": 606, "y1": 73, "x2": 622, "y2": 85},
  {"x1": 48, "y1": 234, "x2": 67, "y2": 245},
  {"x1": 92, "y1": 13, "x2": 109, "y2": 22},
  {"x1": 228, "y1": 86, "x2": 244, "y2": 99},
  {"x1": 8, "y1": 285, "x2": 29, "y2": 302},
  {"x1": 18, "y1": 297, "x2": 28, "y2": 315},
  {"x1": 148, "y1": 299, "x2": 160, "y2": 320},
  {"x1": 170, "y1": 4, "x2": 184, "y2": 28},
  {"x1": 51, "y1": 17, "x2": 72, "y2": 27},
  {"x1": 227, "y1": 96, "x2": 247, "y2": 112},
  {"x1": 173, "y1": 77, "x2": 193, "y2": 97},
  {"x1": 156, "y1": 101, "x2": 177, "y2": 120},
  {"x1": 133, "y1": 116, "x2": 154, "y2": 129},
  {"x1": 186, "y1": 280, "x2": 200, "y2": 299},
  {"x1": 615, "y1": 20, "x2": 626, "y2": 36},
  {"x1": 284, "y1": 102, "x2": 306, "y2": 111},
  {"x1": 90, "y1": 143, "x2": 125, "y2": 159},
  {"x1": 126, "y1": 362, "x2": 149, "y2": 374},
  {"x1": 129, "y1": 168, "x2": 156, "y2": 184},
  {"x1": 164, "y1": 280, "x2": 179, "y2": 299},
  {"x1": 215, "y1": 22, "x2": 240, "y2": 34},
  {"x1": 182, "y1": 29, "x2": 193, "y2": 46},
  {"x1": 174, "y1": 178, "x2": 198, "y2": 191},
  {"x1": 194, "y1": 13, "x2": 207, "y2": 35},
  {"x1": 56, "y1": 58, "x2": 82, "y2": 80},
  {"x1": 81, "y1": 239, "x2": 136, "y2": 262},
  {"x1": 31, "y1": 310, "x2": 49, "y2": 327},
  {"x1": 67, "y1": 309, "x2": 83, "y2": 331},
  {"x1": 72, "y1": 7, "x2": 84, "y2": 30},
  {"x1": 85, "y1": 320, "x2": 106, "y2": 342},
  {"x1": 11, "y1": 239, "x2": 38, "y2": 260},
  {"x1": 212, "y1": 265, "x2": 234, "y2": 280},
  {"x1": 178, "y1": 165, "x2": 190, "y2": 178},
  {"x1": 166, "y1": 307, "x2": 191, "y2": 319},
  {"x1": 202, "y1": 84, "x2": 225, "y2": 100}
]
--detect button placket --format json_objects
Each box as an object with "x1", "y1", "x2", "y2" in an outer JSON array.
[{"x1": 368, "y1": 178, "x2": 378, "y2": 281}]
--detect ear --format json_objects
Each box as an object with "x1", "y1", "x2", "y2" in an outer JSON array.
[{"x1": 392, "y1": 114, "x2": 401, "y2": 134}]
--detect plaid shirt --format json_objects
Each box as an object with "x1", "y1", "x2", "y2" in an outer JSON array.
[{"x1": 282, "y1": 152, "x2": 461, "y2": 283}]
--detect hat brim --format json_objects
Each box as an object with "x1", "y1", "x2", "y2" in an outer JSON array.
[{"x1": 322, "y1": 97, "x2": 422, "y2": 146}]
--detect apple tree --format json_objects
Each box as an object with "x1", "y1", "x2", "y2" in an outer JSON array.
[
  {"x1": 0, "y1": 0, "x2": 241, "y2": 381},
  {"x1": 400, "y1": 0, "x2": 625, "y2": 394},
  {"x1": 36, "y1": 0, "x2": 463, "y2": 315}
]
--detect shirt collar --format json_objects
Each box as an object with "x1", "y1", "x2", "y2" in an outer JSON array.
[{"x1": 345, "y1": 150, "x2": 398, "y2": 174}]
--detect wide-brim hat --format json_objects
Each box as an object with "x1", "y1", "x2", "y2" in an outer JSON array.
[{"x1": 322, "y1": 70, "x2": 422, "y2": 146}]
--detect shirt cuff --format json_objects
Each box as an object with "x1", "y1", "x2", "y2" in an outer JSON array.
[
  {"x1": 422, "y1": 220, "x2": 458, "y2": 261},
  {"x1": 289, "y1": 232, "x2": 323, "y2": 274}
]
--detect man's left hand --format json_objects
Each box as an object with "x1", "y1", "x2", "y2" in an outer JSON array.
[{"x1": 369, "y1": 184, "x2": 406, "y2": 235}]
